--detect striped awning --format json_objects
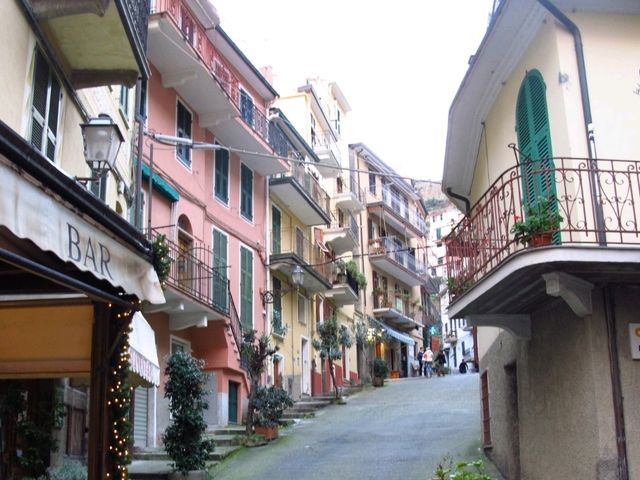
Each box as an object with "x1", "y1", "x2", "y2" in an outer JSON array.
[
  {"x1": 129, "y1": 312, "x2": 160, "y2": 387},
  {"x1": 369, "y1": 316, "x2": 416, "y2": 346}
]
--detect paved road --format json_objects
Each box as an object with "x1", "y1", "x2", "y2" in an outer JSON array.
[{"x1": 214, "y1": 374, "x2": 504, "y2": 480}]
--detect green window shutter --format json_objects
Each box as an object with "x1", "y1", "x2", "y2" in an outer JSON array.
[
  {"x1": 240, "y1": 164, "x2": 253, "y2": 220},
  {"x1": 515, "y1": 69, "x2": 556, "y2": 207},
  {"x1": 215, "y1": 149, "x2": 229, "y2": 203},
  {"x1": 212, "y1": 230, "x2": 228, "y2": 312},
  {"x1": 240, "y1": 246, "x2": 253, "y2": 329},
  {"x1": 176, "y1": 101, "x2": 191, "y2": 166},
  {"x1": 271, "y1": 206, "x2": 281, "y2": 254},
  {"x1": 272, "y1": 277, "x2": 282, "y2": 332}
]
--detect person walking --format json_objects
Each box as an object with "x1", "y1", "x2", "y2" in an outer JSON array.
[
  {"x1": 435, "y1": 350, "x2": 447, "y2": 377},
  {"x1": 423, "y1": 347, "x2": 434, "y2": 378},
  {"x1": 417, "y1": 347, "x2": 424, "y2": 376}
]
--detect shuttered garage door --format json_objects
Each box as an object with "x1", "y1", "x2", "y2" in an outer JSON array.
[{"x1": 133, "y1": 387, "x2": 149, "y2": 447}]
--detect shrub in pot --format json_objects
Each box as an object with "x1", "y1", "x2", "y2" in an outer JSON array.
[
  {"x1": 372, "y1": 358, "x2": 389, "y2": 387},
  {"x1": 252, "y1": 385, "x2": 293, "y2": 441},
  {"x1": 162, "y1": 351, "x2": 215, "y2": 479}
]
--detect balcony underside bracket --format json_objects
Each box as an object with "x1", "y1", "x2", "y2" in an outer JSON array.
[
  {"x1": 542, "y1": 271, "x2": 593, "y2": 318},
  {"x1": 170, "y1": 313, "x2": 208, "y2": 331},
  {"x1": 466, "y1": 314, "x2": 531, "y2": 340}
]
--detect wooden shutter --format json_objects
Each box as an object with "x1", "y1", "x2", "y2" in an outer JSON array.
[
  {"x1": 176, "y1": 101, "x2": 191, "y2": 166},
  {"x1": 241, "y1": 164, "x2": 253, "y2": 220},
  {"x1": 272, "y1": 206, "x2": 281, "y2": 254},
  {"x1": 240, "y1": 246, "x2": 253, "y2": 329},
  {"x1": 215, "y1": 149, "x2": 229, "y2": 203},
  {"x1": 272, "y1": 277, "x2": 282, "y2": 330},
  {"x1": 30, "y1": 50, "x2": 61, "y2": 162},
  {"x1": 213, "y1": 230, "x2": 228, "y2": 312},
  {"x1": 516, "y1": 70, "x2": 556, "y2": 207}
]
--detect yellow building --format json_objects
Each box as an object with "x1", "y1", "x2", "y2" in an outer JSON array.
[{"x1": 442, "y1": 1, "x2": 640, "y2": 478}]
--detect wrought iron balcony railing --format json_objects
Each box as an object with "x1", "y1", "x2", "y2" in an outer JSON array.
[
  {"x1": 271, "y1": 163, "x2": 331, "y2": 217},
  {"x1": 151, "y1": 0, "x2": 269, "y2": 142},
  {"x1": 333, "y1": 269, "x2": 360, "y2": 296},
  {"x1": 336, "y1": 175, "x2": 365, "y2": 205},
  {"x1": 270, "y1": 228, "x2": 332, "y2": 282},
  {"x1": 444, "y1": 156, "x2": 640, "y2": 299},
  {"x1": 369, "y1": 236, "x2": 426, "y2": 277},
  {"x1": 150, "y1": 230, "x2": 243, "y2": 348},
  {"x1": 368, "y1": 185, "x2": 427, "y2": 233}
]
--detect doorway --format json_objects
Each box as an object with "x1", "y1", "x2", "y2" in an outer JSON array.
[
  {"x1": 301, "y1": 337, "x2": 310, "y2": 395},
  {"x1": 228, "y1": 381, "x2": 239, "y2": 424},
  {"x1": 504, "y1": 363, "x2": 521, "y2": 479},
  {"x1": 400, "y1": 344, "x2": 408, "y2": 377}
]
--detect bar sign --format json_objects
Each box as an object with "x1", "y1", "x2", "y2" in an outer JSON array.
[{"x1": 630, "y1": 324, "x2": 640, "y2": 360}]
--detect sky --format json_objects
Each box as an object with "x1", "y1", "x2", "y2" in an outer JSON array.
[{"x1": 213, "y1": 0, "x2": 494, "y2": 183}]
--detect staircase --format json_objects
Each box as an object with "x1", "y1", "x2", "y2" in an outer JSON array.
[
  {"x1": 281, "y1": 385, "x2": 365, "y2": 423},
  {"x1": 129, "y1": 426, "x2": 247, "y2": 479}
]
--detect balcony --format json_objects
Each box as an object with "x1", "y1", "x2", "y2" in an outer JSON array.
[
  {"x1": 147, "y1": 232, "x2": 242, "y2": 346},
  {"x1": 270, "y1": 228, "x2": 332, "y2": 293},
  {"x1": 333, "y1": 175, "x2": 365, "y2": 212},
  {"x1": 444, "y1": 156, "x2": 640, "y2": 319},
  {"x1": 369, "y1": 237, "x2": 426, "y2": 286},
  {"x1": 270, "y1": 163, "x2": 331, "y2": 226},
  {"x1": 367, "y1": 185, "x2": 427, "y2": 236},
  {"x1": 148, "y1": 0, "x2": 288, "y2": 175},
  {"x1": 324, "y1": 210, "x2": 359, "y2": 255},
  {"x1": 23, "y1": 0, "x2": 150, "y2": 87},
  {"x1": 372, "y1": 289, "x2": 421, "y2": 330},
  {"x1": 311, "y1": 130, "x2": 341, "y2": 178},
  {"x1": 444, "y1": 331, "x2": 458, "y2": 344},
  {"x1": 325, "y1": 270, "x2": 360, "y2": 307}
]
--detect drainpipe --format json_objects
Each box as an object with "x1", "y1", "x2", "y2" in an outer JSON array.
[
  {"x1": 445, "y1": 188, "x2": 470, "y2": 214},
  {"x1": 536, "y1": 0, "x2": 606, "y2": 246}
]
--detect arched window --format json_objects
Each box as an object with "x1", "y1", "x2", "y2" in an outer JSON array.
[{"x1": 515, "y1": 69, "x2": 556, "y2": 207}]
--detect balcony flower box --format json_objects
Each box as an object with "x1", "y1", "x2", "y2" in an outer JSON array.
[{"x1": 510, "y1": 196, "x2": 563, "y2": 247}]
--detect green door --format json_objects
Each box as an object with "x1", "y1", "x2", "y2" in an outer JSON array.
[
  {"x1": 240, "y1": 246, "x2": 253, "y2": 330},
  {"x1": 212, "y1": 229, "x2": 228, "y2": 312},
  {"x1": 516, "y1": 69, "x2": 556, "y2": 206},
  {"x1": 228, "y1": 381, "x2": 239, "y2": 424}
]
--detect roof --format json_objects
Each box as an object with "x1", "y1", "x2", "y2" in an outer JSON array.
[{"x1": 442, "y1": 0, "x2": 640, "y2": 210}]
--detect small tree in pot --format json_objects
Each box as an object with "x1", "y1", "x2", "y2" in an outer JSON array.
[
  {"x1": 162, "y1": 351, "x2": 215, "y2": 479},
  {"x1": 313, "y1": 315, "x2": 353, "y2": 400},
  {"x1": 372, "y1": 358, "x2": 389, "y2": 387},
  {"x1": 252, "y1": 385, "x2": 293, "y2": 440}
]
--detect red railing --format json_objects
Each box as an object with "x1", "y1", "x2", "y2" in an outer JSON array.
[
  {"x1": 444, "y1": 156, "x2": 640, "y2": 299},
  {"x1": 151, "y1": 0, "x2": 269, "y2": 141}
]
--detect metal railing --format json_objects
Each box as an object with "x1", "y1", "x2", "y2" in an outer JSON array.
[
  {"x1": 372, "y1": 288, "x2": 411, "y2": 316},
  {"x1": 269, "y1": 123, "x2": 304, "y2": 162},
  {"x1": 149, "y1": 230, "x2": 243, "y2": 348},
  {"x1": 328, "y1": 210, "x2": 359, "y2": 246},
  {"x1": 333, "y1": 269, "x2": 360, "y2": 296},
  {"x1": 368, "y1": 185, "x2": 427, "y2": 233},
  {"x1": 124, "y1": 0, "x2": 151, "y2": 50},
  {"x1": 272, "y1": 163, "x2": 330, "y2": 217},
  {"x1": 444, "y1": 156, "x2": 640, "y2": 299},
  {"x1": 336, "y1": 175, "x2": 365, "y2": 205},
  {"x1": 368, "y1": 236, "x2": 426, "y2": 278},
  {"x1": 151, "y1": 0, "x2": 269, "y2": 142},
  {"x1": 270, "y1": 228, "x2": 332, "y2": 281},
  {"x1": 311, "y1": 130, "x2": 341, "y2": 164}
]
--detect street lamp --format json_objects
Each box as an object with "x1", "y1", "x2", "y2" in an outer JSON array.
[
  {"x1": 76, "y1": 113, "x2": 124, "y2": 183},
  {"x1": 262, "y1": 265, "x2": 305, "y2": 304}
]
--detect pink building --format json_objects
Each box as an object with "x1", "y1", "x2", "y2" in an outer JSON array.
[{"x1": 134, "y1": 0, "x2": 289, "y2": 446}]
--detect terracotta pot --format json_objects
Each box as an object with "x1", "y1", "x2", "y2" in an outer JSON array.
[
  {"x1": 255, "y1": 424, "x2": 279, "y2": 440},
  {"x1": 372, "y1": 376, "x2": 384, "y2": 387},
  {"x1": 529, "y1": 232, "x2": 553, "y2": 247}
]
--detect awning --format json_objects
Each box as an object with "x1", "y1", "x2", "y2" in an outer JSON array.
[
  {"x1": 0, "y1": 161, "x2": 165, "y2": 304},
  {"x1": 369, "y1": 316, "x2": 416, "y2": 346},
  {"x1": 141, "y1": 162, "x2": 180, "y2": 202},
  {"x1": 128, "y1": 312, "x2": 160, "y2": 387}
]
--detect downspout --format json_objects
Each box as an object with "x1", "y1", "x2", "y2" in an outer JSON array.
[
  {"x1": 536, "y1": 0, "x2": 606, "y2": 246},
  {"x1": 445, "y1": 188, "x2": 470, "y2": 214}
]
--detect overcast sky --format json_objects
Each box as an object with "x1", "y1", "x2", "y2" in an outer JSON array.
[{"x1": 213, "y1": 1, "x2": 494, "y2": 182}]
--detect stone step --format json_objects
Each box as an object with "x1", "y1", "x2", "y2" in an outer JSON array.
[
  {"x1": 132, "y1": 445, "x2": 241, "y2": 463},
  {"x1": 203, "y1": 433, "x2": 238, "y2": 446},
  {"x1": 206, "y1": 425, "x2": 247, "y2": 436},
  {"x1": 281, "y1": 411, "x2": 314, "y2": 420},
  {"x1": 129, "y1": 460, "x2": 219, "y2": 480}
]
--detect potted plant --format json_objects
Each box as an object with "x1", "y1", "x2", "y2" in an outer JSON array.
[
  {"x1": 162, "y1": 351, "x2": 215, "y2": 480},
  {"x1": 372, "y1": 357, "x2": 389, "y2": 387},
  {"x1": 252, "y1": 385, "x2": 293, "y2": 441},
  {"x1": 510, "y1": 196, "x2": 563, "y2": 247}
]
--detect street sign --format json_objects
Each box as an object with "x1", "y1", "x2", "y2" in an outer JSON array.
[{"x1": 630, "y1": 323, "x2": 640, "y2": 360}]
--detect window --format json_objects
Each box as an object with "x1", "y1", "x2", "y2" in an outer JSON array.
[
  {"x1": 435, "y1": 227, "x2": 442, "y2": 240},
  {"x1": 119, "y1": 86, "x2": 129, "y2": 116},
  {"x1": 271, "y1": 205, "x2": 281, "y2": 254},
  {"x1": 310, "y1": 114, "x2": 317, "y2": 147},
  {"x1": 297, "y1": 294, "x2": 307, "y2": 324},
  {"x1": 137, "y1": 80, "x2": 148, "y2": 120},
  {"x1": 212, "y1": 229, "x2": 228, "y2": 312},
  {"x1": 171, "y1": 336, "x2": 190, "y2": 354},
  {"x1": 272, "y1": 277, "x2": 283, "y2": 334},
  {"x1": 240, "y1": 246, "x2": 253, "y2": 329},
  {"x1": 437, "y1": 257, "x2": 443, "y2": 266},
  {"x1": 368, "y1": 172, "x2": 376, "y2": 195},
  {"x1": 240, "y1": 164, "x2": 253, "y2": 221},
  {"x1": 89, "y1": 172, "x2": 109, "y2": 202},
  {"x1": 214, "y1": 147, "x2": 229, "y2": 204},
  {"x1": 30, "y1": 49, "x2": 62, "y2": 162},
  {"x1": 239, "y1": 88, "x2": 254, "y2": 127},
  {"x1": 176, "y1": 100, "x2": 192, "y2": 167}
]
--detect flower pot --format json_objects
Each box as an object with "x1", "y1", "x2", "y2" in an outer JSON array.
[
  {"x1": 529, "y1": 232, "x2": 553, "y2": 247},
  {"x1": 168, "y1": 471, "x2": 208, "y2": 480},
  {"x1": 372, "y1": 376, "x2": 384, "y2": 387},
  {"x1": 255, "y1": 424, "x2": 279, "y2": 441}
]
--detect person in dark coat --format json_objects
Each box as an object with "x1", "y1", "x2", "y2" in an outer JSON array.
[
  {"x1": 435, "y1": 350, "x2": 447, "y2": 377},
  {"x1": 417, "y1": 347, "x2": 424, "y2": 376}
]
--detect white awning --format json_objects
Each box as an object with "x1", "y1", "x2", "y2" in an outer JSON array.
[
  {"x1": 129, "y1": 312, "x2": 160, "y2": 387},
  {"x1": 0, "y1": 160, "x2": 165, "y2": 304},
  {"x1": 370, "y1": 317, "x2": 416, "y2": 346}
]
